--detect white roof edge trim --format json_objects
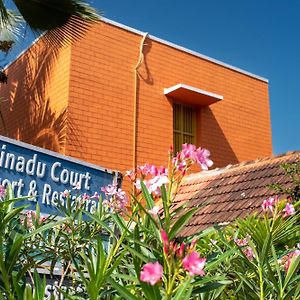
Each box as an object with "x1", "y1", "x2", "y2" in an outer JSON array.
[
  {"x1": 164, "y1": 83, "x2": 224, "y2": 100},
  {"x1": 101, "y1": 17, "x2": 268, "y2": 83}
]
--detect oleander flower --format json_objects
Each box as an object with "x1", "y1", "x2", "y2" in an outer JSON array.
[
  {"x1": 101, "y1": 184, "x2": 117, "y2": 195},
  {"x1": 175, "y1": 144, "x2": 213, "y2": 172},
  {"x1": 135, "y1": 175, "x2": 169, "y2": 196},
  {"x1": 91, "y1": 192, "x2": 99, "y2": 200},
  {"x1": 234, "y1": 238, "x2": 248, "y2": 247},
  {"x1": 101, "y1": 184, "x2": 128, "y2": 212},
  {"x1": 194, "y1": 148, "x2": 213, "y2": 170},
  {"x1": 243, "y1": 247, "x2": 255, "y2": 261},
  {"x1": 140, "y1": 262, "x2": 163, "y2": 285},
  {"x1": 283, "y1": 203, "x2": 296, "y2": 217},
  {"x1": 0, "y1": 185, "x2": 5, "y2": 198},
  {"x1": 182, "y1": 251, "x2": 206, "y2": 276},
  {"x1": 161, "y1": 229, "x2": 169, "y2": 246},
  {"x1": 261, "y1": 197, "x2": 277, "y2": 213},
  {"x1": 284, "y1": 250, "x2": 300, "y2": 272}
]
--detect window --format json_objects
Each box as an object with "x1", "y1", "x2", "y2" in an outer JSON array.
[{"x1": 173, "y1": 103, "x2": 196, "y2": 154}]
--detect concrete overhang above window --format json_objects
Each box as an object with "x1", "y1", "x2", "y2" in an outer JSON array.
[{"x1": 164, "y1": 83, "x2": 223, "y2": 106}]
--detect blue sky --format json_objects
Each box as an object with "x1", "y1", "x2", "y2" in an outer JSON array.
[{"x1": 2, "y1": 0, "x2": 300, "y2": 154}]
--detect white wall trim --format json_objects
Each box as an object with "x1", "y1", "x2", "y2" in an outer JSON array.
[{"x1": 164, "y1": 83, "x2": 224, "y2": 100}]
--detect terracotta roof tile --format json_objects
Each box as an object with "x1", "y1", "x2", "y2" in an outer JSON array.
[{"x1": 175, "y1": 151, "x2": 300, "y2": 237}]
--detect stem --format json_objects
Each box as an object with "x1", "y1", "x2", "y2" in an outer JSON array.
[
  {"x1": 59, "y1": 261, "x2": 71, "y2": 288},
  {"x1": 258, "y1": 266, "x2": 264, "y2": 300}
]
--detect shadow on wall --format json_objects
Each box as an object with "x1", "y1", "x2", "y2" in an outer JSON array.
[
  {"x1": 137, "y1": 37, "x2": 153, "y2": 85},
  {"x1": 0, "y1": 39, "x2": 77, "y2": 153},
  {"x1": 200, "y1": 107, "x2": 239, "y2": 168}
]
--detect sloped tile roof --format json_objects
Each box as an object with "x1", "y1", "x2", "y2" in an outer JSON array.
[{"x1": 174, "y1": 151, "x2": 300, "y2": 237}]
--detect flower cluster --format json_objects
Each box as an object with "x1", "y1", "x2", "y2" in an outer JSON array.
[
  {"x1": 0, "y1": 185, "x2": 5, "y2": 199},
  {"x1": 126, "y1": 163, "x2": 169, "y2": 197},
  {"x1": 279, "y1": 245, "x2": 300, "y2": 272},
  {"x1": 125, "y1": 144, "x2": 213, "y2": 197},
  {"x1": 261, "y1": 197, "x2": 296, "y2": 217},
  {"x1": 261, "y1": 197, "x2": 278, "y2": 213},
  {"x1": 101, "y1": 184, "x2": 128, "y2": 213},
  {"x1": 140, "y1": 230, "x2": 206, "y2": 286},
  {"x1": 173, "y1": 144, "x2": 213, "y2": 173},
  {"x1": 20, "y1": 211, "x2": 46, "y2": 228},
  {"x1": 234, "y1": 237, "x2": 255, "y2": 261}
]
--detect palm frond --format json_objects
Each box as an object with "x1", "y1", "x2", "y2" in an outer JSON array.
[
  {"x1": 12, "y1": 0, "x2": 99, "y2": 31},
  {"x1": 0, "y1": 9, "x2": 23, "y2": 42}
]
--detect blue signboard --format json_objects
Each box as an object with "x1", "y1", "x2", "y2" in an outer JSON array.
[{"x1": 0, "y1": 135, "x2": 116, "y2": 215}]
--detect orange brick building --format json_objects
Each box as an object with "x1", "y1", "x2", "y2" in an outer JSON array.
[{"x1": 0, "y1": 18, "x2": 272, "y2": 175}]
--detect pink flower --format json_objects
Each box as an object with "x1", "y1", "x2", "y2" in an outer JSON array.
[
  {"x1": 61, "y1": 190, "x2": 70, "y2": 198},
  {"x1": 81, "y1": 193, "x2": 90, "y2": 201},
  {"x1": 182, "y1": 251, "x2": 206, "y2": 276},
  {"x1": 284, "y1": 250, "x2": 300, "y2": 272},
  {"x1": 175, "y1": 144, "x2": 213, "y2": 171},
  {"x1": 194, "y1": 148, "x2": 213, "y2": 170},
  {"x1": 261, "y1": 197, "x2": 276, "y2": 213},
  {"x1": 21, "y1": 211, "x2": 46, "y2": 228},
  {"x1": 125, "y1": 169, "x2": 136, "y2": 181},
  {"x1": 177, "y1": 243, "x2": 185, "y2": 257},
  {"x1": 139, "y1": 163, "x2": 153, "y2": 176},
  {"x1": 140, "y1": 262, "x2": 163, "y2": 285},
  {"x1": 147, "y1": 175, "x2": 169, "y2": 195},
  {"x1": 161, "y1": 229, "x2": 169, "y2": 246},
  {"x1": 181, "y1": 144, "x2": 197, "y2": 160},
  {"x1": 243, "y1": 247, "x2": 255, "y2": 261},
  {"x1": 135, "y1": 175, "x2": 169, "y2": 196},
  {"x1": 91, "y1": 192, "x2": 99, "y2": 200},
  {"x1": 101, "y1": 184, "x2": 117, "y2": 195},
  {"x1": 0, "y1": 185, "x2": 5, "y2": 198},
  {"x1": 283, "y1": 203, "x2": 296, "y2": 217},
  {"x1": 235, "y1": 238, "x2": 248, "y2": 247},
  {"x1": 101, "y1": 184, "x2": 128, "y2": 213}
]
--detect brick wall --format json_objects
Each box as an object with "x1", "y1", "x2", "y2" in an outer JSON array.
[
  {"x1": 0, "y1": 40, "x2": 71, "y2": 153},
  {"x1": 66, "y1": 20, "x2": 272, "y2": 174},
  {"x1": 0, "y1": 19, "x2": 272, "y2": 177}
]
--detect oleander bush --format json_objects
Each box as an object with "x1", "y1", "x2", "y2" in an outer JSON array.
[{"x1": 0, "y1": 145, "x2": 299, "y2": 299}]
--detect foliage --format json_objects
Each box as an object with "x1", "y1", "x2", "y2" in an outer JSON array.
[
  {"x1": 0, "y1": 145, "x2": 299, "y2": 299},
  {"x1": 269, "y1": 159, "x2": 300, "y2": 201}
]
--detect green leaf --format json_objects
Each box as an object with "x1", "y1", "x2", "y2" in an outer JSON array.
[
  {"x1": 283, "y1": 253, "x2": 300, "y2": 290},
  {"x1": 169, "y1": 207, "x2": 198, "y2": 240},
  {"x1": 173, "y1": 277, "x2": 192, "y2": 300},
  {"x1": 25, "y1": 218, "x2": 67, "y2": 238},
  {"x1": 140, "y1": 181, "x2": 155, "y2": 209},
  {"x1": 107, "y1": 277, "x2": 140, "y2": 300},
  {"x1": 205, "y1": 248, "x2": 236, "y2": 271},
  {"x1": 259, "y1": 232, "x2": 272, "y2": 265}
]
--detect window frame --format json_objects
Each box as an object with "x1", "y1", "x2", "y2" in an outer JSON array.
[{"x1": 173, "y1": 102, "x2": 196, "y2": 154}]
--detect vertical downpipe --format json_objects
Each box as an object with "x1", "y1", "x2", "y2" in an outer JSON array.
[{"x1": 133, "y1": 33, "x2": 149, "y2": 171}]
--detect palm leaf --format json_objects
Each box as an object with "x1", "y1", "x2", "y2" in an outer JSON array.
[
  {"x1": 13, "y1": 0, "x2": 99, "y2": 31},
  {"x1": 13, "y1": 0, "x2": 100, "y2": 48}
]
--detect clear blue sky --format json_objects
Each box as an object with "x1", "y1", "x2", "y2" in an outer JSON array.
[{"x1": 3, "y1": 0, "x2": 300, "y2": 155}]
